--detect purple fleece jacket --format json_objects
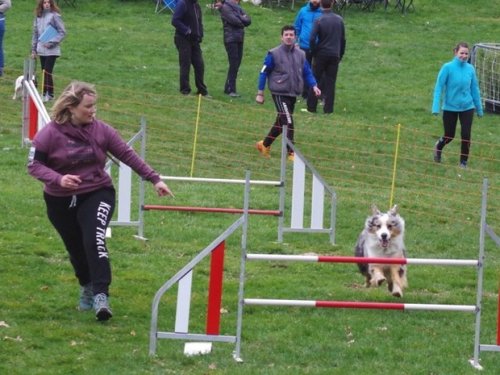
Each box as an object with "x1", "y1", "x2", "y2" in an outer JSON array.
[{"x1": 28, "y1": 119, "x2": 161, "y2": 197}]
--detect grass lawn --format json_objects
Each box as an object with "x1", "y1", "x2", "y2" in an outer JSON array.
[{"x1": 0, "y1": 0, "x2": 499, "y2": 373}]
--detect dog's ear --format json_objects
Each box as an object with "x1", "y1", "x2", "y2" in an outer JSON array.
[
  {"x1": 371, "y1": 204, "x2": 380, "y2": 215},
  {"x1": 389, "y1": 205, "x2": 399, "y2": 215}
]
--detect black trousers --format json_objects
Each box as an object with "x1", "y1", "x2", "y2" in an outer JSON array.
[
  {"x1": 39, "y1": 55, "x2": 58, "y2": 97},
  {"x1": 224, "y1": 41, "x2": 243, "y2": 94},
  {"x1": 307, "y1": 55, "x2": 340, "y2": 114},
  {"x1": 264, "y1": 94, "x2": 296, "y2": 153},
  {"x1": 44, "y1": 187, "x2": 116, "y2": 296},
  {"x1": 174, "y1": 34, "x2": 207, "y2": 95},
  {"x1": 436, "y1": 109, "x2": 474, "y2": 163}
]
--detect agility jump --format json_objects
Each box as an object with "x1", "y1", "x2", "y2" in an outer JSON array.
[
  {"x1": 107, "y1": 124, "x2": 336, "y2": 243},
  {"x1": 149, "y1": 178, "x2": 499, "y2": 371}
]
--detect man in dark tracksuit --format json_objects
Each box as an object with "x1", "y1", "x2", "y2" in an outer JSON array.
[
  {"x1": 255, "y1": 25, "x2": 321, "y2": 161},
  {"x1": 172, "y1": 0, "x2": 209, "y2": 96},
  {"x1": 307, "y1": 0, "x2": 345, "y2": 114},
  {"x1": 219, "y1": 0, "x2": 251, "y2": 97}
]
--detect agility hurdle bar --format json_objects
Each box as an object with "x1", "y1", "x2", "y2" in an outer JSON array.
[
  {"x1": 246, "y1": 254, "x2": 479, "y2": 266},
  {"x1": 244, "y1": 299, "x2": 476, "y2": 312},
  {"x1": 149, "y1": 172, "x2": 252, "y2": 359},
  {"x1": 143, "y1": 204, "x2": 281, "y2": 216}
]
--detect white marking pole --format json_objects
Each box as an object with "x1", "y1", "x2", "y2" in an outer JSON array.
[
  {"x1": 175, "y1": 271, "x2": 193, "y2": 333},
  {"x1": 117, "y1": 163, "x2": 132, "y2": 222},
  {"x1": 311, "y1": 174, "x2": 324, "y2": 229},
  {"x1": 291, "y1": 155, "x2": 305, "y2": 229}
]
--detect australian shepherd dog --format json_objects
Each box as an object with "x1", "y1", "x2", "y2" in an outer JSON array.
[{"x1": 354, "y1": 205, "x2": 408, "y2": 297}]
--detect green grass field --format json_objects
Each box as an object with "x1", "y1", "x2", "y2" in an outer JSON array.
[{"x1": 1, "y1": 0, "x2": 499, "y2": 373}]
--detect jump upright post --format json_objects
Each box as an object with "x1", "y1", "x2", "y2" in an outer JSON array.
[
  {"x1": 278, "y1": 125, "x2": 337, "y2": 244},
  {"x1": 470, "y1": 178, "x2": 500, "y2": 370},
  {"x1": 107, "y1": 118, "x2": 147, "y2": 239},
  {"x1": 21, "y1": 58, "x2": 50, "y2": 147},
  {"x1": 149, "y1": 172, "x2": 252, "y2": 359}
]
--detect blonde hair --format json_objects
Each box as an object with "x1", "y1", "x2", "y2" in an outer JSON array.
[{"x1": 51, "y1": 81, "x2": 97, "y2": 124}]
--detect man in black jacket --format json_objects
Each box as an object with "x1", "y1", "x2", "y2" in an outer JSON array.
[
  {"x1": 307, "y1": 0, "x2": 345, "y2": 114},
  {"x1": 172, "y1": 0, "x2": 209, "y2": 96},
  {"x1": 219, "y1": 0, "x2": 251, "y2": 97}
]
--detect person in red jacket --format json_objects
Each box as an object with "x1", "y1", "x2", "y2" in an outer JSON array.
[{"x1": 28, "y1": 81, "x2": 173, "y2": 321}]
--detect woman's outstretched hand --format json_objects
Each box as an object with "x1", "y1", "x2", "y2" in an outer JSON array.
[{"x1": 154, "y1": 181, "x2": 174, "y2": 197}]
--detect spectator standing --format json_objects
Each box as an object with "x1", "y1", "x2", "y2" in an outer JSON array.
[
  {"x1": 27, "y1": 81, "x2": 173, "y2": 321},
  {"x1": 294, "y1": 0, "x2": 322, "y2": 98},
  {"x1": 432, "y1": 42, "x2": 483, "y2": 168},
  {"x1": 307, "y1": 0, "x2": 345, "y2": 114},
  {"x1": 0, "y1": 0, "x2": 11, "y2": 77},
  {"x1": 219, "y1": 0, "x2": 251, "y2": 98},
  {"x1": 172, "y1": 0, "x2": 209, "y2": 96},
  {"x1": 255, "y1": 25, "x2": 321, "y2": 161},
  {"x1": 31, "y1": 0, "x2": 66, "y2": 102}
]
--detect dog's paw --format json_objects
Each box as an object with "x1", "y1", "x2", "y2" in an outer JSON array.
[
  {"x1": 370, "y1": 277, "x2": 386, "y2": 287},
  {"x1": 391, "y1": 285, "x2": 403, "y2": 298}
]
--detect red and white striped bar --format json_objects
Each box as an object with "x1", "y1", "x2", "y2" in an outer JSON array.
[
  {"x1": 246, "y1": 254, "x2": 478, "y2": 266},
  {"x1": 244, "y1": 298, "x2": 477, "y2": 312}
]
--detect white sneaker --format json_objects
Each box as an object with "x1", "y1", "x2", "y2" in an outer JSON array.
[{"x1": 93, "y1": 293, "x2": 112, "y2": 321}]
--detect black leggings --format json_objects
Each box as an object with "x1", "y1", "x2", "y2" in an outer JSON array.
[
  {"x1": 436, "y1": 109, "x2": 474, "y2": 163},
  {"x1": 39, "y1": 55, "x2": 58, "y2": 96},
  {"x1": 44, "y1": 187, "x2": 115, "y2": 296},
  {"x1": 264, "y1": 94, "x2": 296, "y2": 152}
]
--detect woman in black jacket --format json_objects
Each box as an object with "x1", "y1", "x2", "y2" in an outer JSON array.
[{"x1": 219, "y1": 0, "x2": 251, "y2": 97}]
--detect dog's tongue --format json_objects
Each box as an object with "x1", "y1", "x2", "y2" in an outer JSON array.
[{"x1": 381, "y1": 239, "x2": 389, "y2": 248}]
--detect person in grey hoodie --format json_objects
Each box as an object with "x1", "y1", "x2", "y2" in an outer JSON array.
[
  {"x1": 218, "y1": 0, "x2": 251, "y2": 97},
  {"x1": 0, "y1": 0, "x2": 12, "y2": 77},
  {"x1": 31, "y1": 0, "x2": 66, "y2": 102},
  {"x1": 28, "y1": 81, "x2": 174, "y2": 321}
]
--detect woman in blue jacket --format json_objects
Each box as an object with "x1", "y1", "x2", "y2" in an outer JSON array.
[{"x1": 432, "y1": 42, "x2": 483, "y2": 168}]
